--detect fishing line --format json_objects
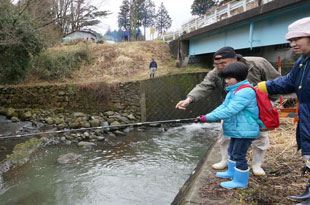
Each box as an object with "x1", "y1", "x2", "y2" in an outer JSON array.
[{"x1": 0, "y1": 118, "x2": 197, "y2": 139}]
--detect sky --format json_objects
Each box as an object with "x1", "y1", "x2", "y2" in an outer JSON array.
[
  {"x1": 91, "y1": 0, "x2": 195, "y2": 38},
  {"x1": 13, "y1": 0, "x2": 195, "y2": 39}
]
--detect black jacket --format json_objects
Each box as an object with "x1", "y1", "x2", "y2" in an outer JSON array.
[{"x1": 149, "y1": 61, "x2": 157, "y2": 68}]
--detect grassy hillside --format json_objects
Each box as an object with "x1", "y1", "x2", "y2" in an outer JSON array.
[{"x1": 26, "y1": 40, "x2": 208, "y2": 85}]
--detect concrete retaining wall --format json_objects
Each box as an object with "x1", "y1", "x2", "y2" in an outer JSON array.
[{"x1": 141, "y1": 72, "x2": 221, "y2": 121}]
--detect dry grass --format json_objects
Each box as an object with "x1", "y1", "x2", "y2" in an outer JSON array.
[
  {"x1": 62, "y1": 40, "x2": 180, "y2": 84},
  {"x1": 17, "y1": 40, "x2": 208, "y2": 87},
  {"x1": 200, "y1": 118, "x2": 306, "y2": 204}
]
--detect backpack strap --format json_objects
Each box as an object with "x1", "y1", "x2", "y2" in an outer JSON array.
[
  {"x1": 243, "y1": 110, "x2": 266, "y2": 129},
  {"x1": 234, "y1": 84, "x2": 254, "y2": 95},
  {"x1": 234, "y1": 84, "x2": 267, "y2": 129}
]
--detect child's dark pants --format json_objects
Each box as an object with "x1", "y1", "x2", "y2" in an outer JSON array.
[{"x1": 228, "y1": 138, "x2": 253, "y2": 170}]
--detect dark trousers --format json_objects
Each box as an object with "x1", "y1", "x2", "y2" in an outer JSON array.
[{"x1": 228, "y1": 138, "x2": 253, "y2": 170}]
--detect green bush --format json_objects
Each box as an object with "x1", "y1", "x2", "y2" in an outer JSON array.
[
  {"x1": 0, "y1": 0, "x2": 43, "y2": 84},
  {"x1": 33, "y1": 47, "x2": 90, "y2": 80}
]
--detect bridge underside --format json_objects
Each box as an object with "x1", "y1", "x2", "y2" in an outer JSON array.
[{"x1": 189, "y1": 2, "x2": 310, "y2": 56}]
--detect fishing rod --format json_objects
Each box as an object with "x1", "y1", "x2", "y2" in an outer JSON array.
[{"x1": 0, "y1": 118, "x2": 197, "y2": 139}]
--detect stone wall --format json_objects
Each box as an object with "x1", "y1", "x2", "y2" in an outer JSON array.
[
  {"x1": 0, "y1": 72, "x2": 221, "y2": 123},
  {"x1": 0, "y1": 81, "x2": 141, "y2": 120}
]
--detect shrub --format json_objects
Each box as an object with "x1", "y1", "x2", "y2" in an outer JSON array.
[
  {"x1": 0, "y1": 0, "x2": 43, "y2": 84},
  {"x1": 76, "y1": 81, "x2": 114, "y2": 103},
  {"x1": 32, "y1": 46, "x2": 91, "y2": 80}
]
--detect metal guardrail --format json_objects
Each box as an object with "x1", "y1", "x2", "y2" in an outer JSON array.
[{"x1": 162, "y1": 0, "x2": 274, "y2": 42}]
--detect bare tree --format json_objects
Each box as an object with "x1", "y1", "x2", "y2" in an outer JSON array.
[
  {"x1": 14, "y1": 0, "x2": 110, "y2": 36},
  {"x1": 52, "y1": 0, "x2": 73, "y2": 34},
  {"x1": 139, "y1": 0, "x2": 155, "y2": 40}
]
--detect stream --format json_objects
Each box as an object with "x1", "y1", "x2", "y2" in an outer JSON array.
[{"x1": 0, "y1": 120, "x2": 220, "y2": 205}]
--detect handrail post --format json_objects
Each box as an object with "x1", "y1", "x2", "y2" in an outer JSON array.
[
  {"x1": 243, "y1": 0, "x2": 246, "y2": 11},
  {"x1": 204, "y1": 15, "x2": 207, "y2": 26}
]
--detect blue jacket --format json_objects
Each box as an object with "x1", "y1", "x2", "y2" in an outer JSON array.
[
  {"x1": 266, "y1": 54, "x2": 310, "y2": 155},
  {"x1": 205, "y1": 80, "x2": 260, "y2": 139}
]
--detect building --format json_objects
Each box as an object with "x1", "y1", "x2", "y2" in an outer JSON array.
[{"x1": 63, "y1": 30, "x2": 100, "y2": 42}]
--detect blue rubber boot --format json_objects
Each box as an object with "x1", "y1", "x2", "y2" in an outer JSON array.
[
  {"x1": 216, "y1": 159, "x2": 236, "y2": 179},
  {"x1": 220, "y1": 167, "x2": 250, "y2": 189}
]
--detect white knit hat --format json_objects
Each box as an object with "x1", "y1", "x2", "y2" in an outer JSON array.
[{"x1": 285, "y1": 17, "x2": 310, "y2": 40}]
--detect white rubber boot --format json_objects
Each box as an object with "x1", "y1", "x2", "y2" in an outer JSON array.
[
  {"x1": 212, "y1": 140, "x2": 229, "y2": 170},
  {"x1": 212, "y1": 160, "x2": 228, "y2": 170},
  {"x1": 252, "y1": 148, "x2": 266, "y2": 176}
]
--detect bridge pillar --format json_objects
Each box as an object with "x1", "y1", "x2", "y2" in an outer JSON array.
[{"x1": 180, "y1": 40, "x2": 190, "y2": 67}]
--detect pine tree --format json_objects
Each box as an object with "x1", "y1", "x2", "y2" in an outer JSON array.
[
  {"x1": 155, "y1": 2, "x2": 172, "y2": 36},
  {"x1": 191, "y1": 0, "x2": 218, "y2": 16},
  {"x1": 118, "y1": 0, "x2": 131, "y2": 31},
  {"x1": 118, "y1": 0, "x2": 156, "y2": 40},
  {"x1": 130, "y1": 0, "x2": 139, "y2": 39},
  {"x1": 139, "y1": 0, "x2": 155, "y2": 40}
]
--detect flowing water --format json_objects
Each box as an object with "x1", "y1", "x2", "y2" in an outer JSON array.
[
  {"x1": 0, "y1": 122, "x2": 220, "y2": 205},
  {"x1": 0, "y1": 115, "x2": 48, "y2": 162}
]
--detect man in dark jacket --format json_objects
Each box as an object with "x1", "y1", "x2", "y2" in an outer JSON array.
[
  {"x1": 258, "y1": 17, "x2": 310, "y2": 204},
  {"x1": 149, "y1": 58, "x2": 158, "y2": 78},
  {"x1": 176, "y1": 47, "x2": 281, "y2": 176}
]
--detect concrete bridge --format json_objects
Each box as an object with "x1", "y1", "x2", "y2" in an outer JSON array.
[{"x1": 169, "y1": 0, "x2": 310, "y2": 68}]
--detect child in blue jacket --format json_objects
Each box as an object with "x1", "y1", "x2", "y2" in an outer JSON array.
[{"x1": 198, "y1": 61, "x2": 260, "y2": 189}]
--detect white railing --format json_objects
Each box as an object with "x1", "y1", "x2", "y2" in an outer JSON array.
[{"x1": 162, "y1": 0, "x2": 274, "y2": 42}]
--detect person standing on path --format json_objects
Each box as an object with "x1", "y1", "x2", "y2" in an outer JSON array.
[
  {"x1": 176, "y1": 46, "x2": 281, "y2": 176},
  {"x1": 149, "y1": 58, "x2": 158, "y2": 78},
  {"x1": 257, "y1": 17, "x2": 310, "y2": 204}
]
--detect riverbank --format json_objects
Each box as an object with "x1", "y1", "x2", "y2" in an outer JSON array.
[{"x1": 176, "y1": 117, "x2": 304, "y2": 204}]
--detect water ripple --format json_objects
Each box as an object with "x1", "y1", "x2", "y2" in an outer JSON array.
[{"x1": 0, "y1": 124, "x2": 220, "y2": 204}]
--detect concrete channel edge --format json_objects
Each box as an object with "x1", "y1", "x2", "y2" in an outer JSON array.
[{"x1": 171, "y1": 137, "x2": 227, "y2": 204}]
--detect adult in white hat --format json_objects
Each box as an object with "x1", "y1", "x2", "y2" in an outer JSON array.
[{"x1": 257, "y1": 17, "x2": 310, "y2": 204}]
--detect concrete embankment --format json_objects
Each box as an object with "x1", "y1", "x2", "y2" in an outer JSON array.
[{"x1": 172, "y1": 140, "x2": 228, "y2": 204}]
